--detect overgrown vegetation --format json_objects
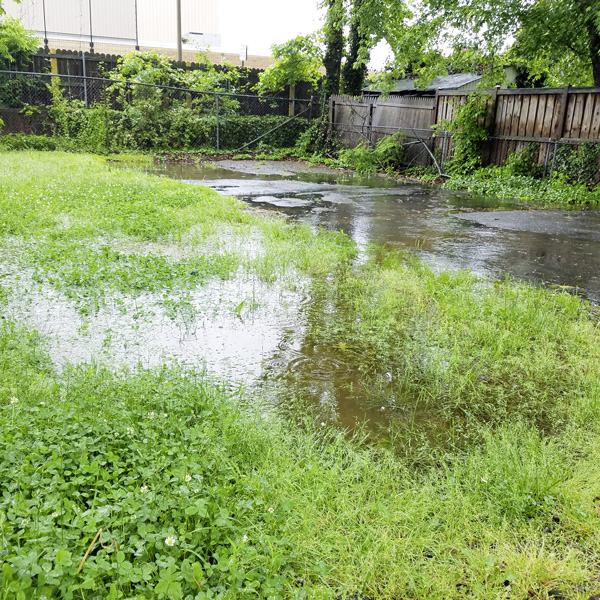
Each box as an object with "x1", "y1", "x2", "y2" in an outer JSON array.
[
  {"x1": 2, "y1": 152, "x2": 600, "y2": 598},
  {"x1": 337, "y1": 132, "x2": 405, "y2": 174}
]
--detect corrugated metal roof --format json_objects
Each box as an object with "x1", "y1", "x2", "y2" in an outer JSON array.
[{"x1": 364, "y1": 73, "x2": 482, "y2": 94}]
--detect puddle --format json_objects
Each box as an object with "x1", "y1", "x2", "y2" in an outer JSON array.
[
  {"x1": 7, "y1": 159, "x2": 600, "y2": 440},
  {"x1": 146, "y1": 160, "x2": 600, "y2": 303},
  {"x1": 2, "y1": 266, "x2": 308, "y2": 388}
]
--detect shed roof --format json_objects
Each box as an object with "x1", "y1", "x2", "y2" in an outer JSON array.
[{"x1": 364, "y1": 73, "x2": 482, "y2": 94}]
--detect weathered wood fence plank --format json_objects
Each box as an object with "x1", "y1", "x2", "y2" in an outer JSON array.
[{"x1": 331, "y1": 86, "x2": 600, "y2": 169}]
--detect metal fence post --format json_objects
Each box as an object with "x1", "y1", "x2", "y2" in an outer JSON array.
[
  {"x1": 215, "y1": 94, "x2": 220, "y2": 151},
  {"x1": 82, "y1": 52, "x2": 89, "y2": 108},
  {"x1": 105, "y1": 85, "x2": 110, "y2": 153}
]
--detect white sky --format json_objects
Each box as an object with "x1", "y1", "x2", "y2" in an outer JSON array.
[
  {"x1": 218, "y1": 0, "x2": 324, "y2": 56},
  {"x1": 217, "y1": 0, "x2": 389, "y2": 68}
]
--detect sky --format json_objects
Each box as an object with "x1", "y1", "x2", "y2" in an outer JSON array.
[
  {"x1": 217, "y1": 0, "x2": 390, "y2": 68},
  {"x1": 218, "y1": 0, "x2": 324, "y2": 57}
]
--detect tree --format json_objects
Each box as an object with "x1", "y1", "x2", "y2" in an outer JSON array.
[
  {"x1": 321, "y1": 0, "x2": 345, "y2": 96},
  {"x1": 342, "y1": 0, "x2": 369, "y2": 95},
  {"x1": 256, "y1": 35, "x2": 323, "y2": 95},
  {"x1": 420, "y1": 0, "x2": 600, "y2": 86},
  {"x1": 321, "y1": 0, "x2": 412, "y2": 96}
]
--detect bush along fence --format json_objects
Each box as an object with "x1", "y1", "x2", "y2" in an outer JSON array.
[
  {"x1": 0, "y1": 71, "x2": 317, "y2": 153},
  {"x1": 330, "y1": 87, "x2": 600, "y2": 179}
]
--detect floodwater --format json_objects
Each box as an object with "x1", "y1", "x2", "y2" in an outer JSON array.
[
  {"x1": 6, "y1": 159, "x2": 600, "y2": 435},
  {"x1": 150, "y1": 160, "x2": 600, "y2": 303}
]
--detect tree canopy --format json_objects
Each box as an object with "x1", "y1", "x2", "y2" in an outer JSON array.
[
  {"x1": 0, "y1": 16, "x2": 37, "y2": 70},
  {"x1": 256, "y1": 35, "x2": 323, "y2": 95},
  {"x1": 317, "y1": 0, "x2": 600, "y2": 96}
]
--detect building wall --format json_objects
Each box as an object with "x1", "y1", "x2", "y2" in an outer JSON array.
[{"x1": 4, "y1": 0, "x2": 220, "y2": 46}]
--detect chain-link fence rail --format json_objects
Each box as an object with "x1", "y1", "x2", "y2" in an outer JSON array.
[{"x1": 0, "y1": 71, "x2": 318, "y2": 153}]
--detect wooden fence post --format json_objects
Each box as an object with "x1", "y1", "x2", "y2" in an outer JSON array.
[
  {"x1": 429, "y1": 88, "x2": 440, "y2": 164},
  {"x1": 329, "y1": 99, "x2": 336, "y2": 137},
  {"x1": 553, "y1": 85, "x2": 570, "y2": 140}
]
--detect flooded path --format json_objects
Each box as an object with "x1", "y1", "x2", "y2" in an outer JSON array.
[
  {"x1": 150, "y1": 160, "x2": 600, "y2": 303},
  {"x1": 6, "y1": 159, "x2": 600, "y2": 435}
]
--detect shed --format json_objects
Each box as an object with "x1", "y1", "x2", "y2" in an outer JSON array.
[{"x1": 363, "y1": 67, "x2": 518, "y2": 97}]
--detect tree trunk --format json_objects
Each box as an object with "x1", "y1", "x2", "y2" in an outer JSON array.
[
  {"x1": 574, "y1": 0, "x2": 600, "y2": 86},
  {"x1": 342, "y1": 0, "x2": 369, "y2": 96},
  {"x1": 587, "y1": 20, "x2": 600, "y2": 86},
  {"x1": 322, "y1": 0, "x2": 345, "y2": 97}
]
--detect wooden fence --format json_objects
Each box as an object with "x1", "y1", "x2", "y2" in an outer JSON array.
[{"x1": 330, "y1": 87, "x2": 600, "y2": 169}]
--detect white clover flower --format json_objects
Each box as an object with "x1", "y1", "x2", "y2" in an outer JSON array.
[
  {"x1": 127, "y1": 427, "x2": 134, "y2": 435},
  {"x1": 165, "y1": 536, "x2": 176, "y2": 547},
  {"x1": 268, "y1": 507, "x2": 274, "y2": 513},
  {"x1": 320, "y1": 422, "x2": 326, "y2": 427},
  {"x1": 52, "y1": 512, "x2": 59, "y2": 518},
  {"x1": 147, "y1": 411, "x2": 155, "y2": 419},
  {"x1": 140, "y1": 485, "x2": 149, "y2": 494},
  {"x1": 184, "y1": 474, "x2": 192, "y2": 482},
  {"x1": 242, "y1": 535, "x2": 248, "y2": 542},
  {"x1": 163, "y1": 413, "x2": 168, "y2": 418},
  {"x1": 10, "y1": 397, "x2": 18, "y2": 405},
  {"x1": 39, "y1": 402, "x2": 46, "y2": 406}
]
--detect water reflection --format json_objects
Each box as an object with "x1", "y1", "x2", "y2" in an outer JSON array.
[{"x1": 147, "y1": 160, "x2": 600, "y2": 302}]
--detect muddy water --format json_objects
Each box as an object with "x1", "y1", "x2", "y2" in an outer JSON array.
[
  {"x1": 8, "y1": 160, "x2": 600, "y2": 435},
  {"x1": 150, "y1": 160, "x2": 600, "y2": 303}
]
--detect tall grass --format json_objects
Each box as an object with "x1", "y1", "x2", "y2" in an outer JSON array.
[{"x1": 2, "y1": 152, "x2": 600, "y2": 598}]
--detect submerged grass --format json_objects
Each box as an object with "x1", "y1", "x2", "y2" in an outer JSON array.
[
  {"x1": 302, "y1": 250, "x2": 600, "y2": 455},
  {"x1": 2, "y1": 152, "x2": 600, "y2": 598},
  {"x1": 2, "y1": 323, "x2": 600, "y2": 599}
]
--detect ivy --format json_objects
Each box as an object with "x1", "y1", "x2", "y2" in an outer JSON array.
[{"x1": 438, "y1": 92, "x2": 490, "y2": 175}]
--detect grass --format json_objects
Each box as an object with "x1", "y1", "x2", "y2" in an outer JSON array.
[
  {"x1": 443, "y1": 168, "x2": 600, "y2": 206},
  {"x1": 1, "y1": 151, "x2": 600, "y2": 599},
  {"x1": 301, "y1": 251, "x2": 600, "y2": 457},
  {"x1": 400, "y1": 165, "x2": 600, "y2": 206}
]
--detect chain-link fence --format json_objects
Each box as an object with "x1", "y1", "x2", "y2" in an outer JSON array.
[
  {"x1": 433, "y1": 134, "x2": 600, "y2": 182},
  {"x1": 0, "y1": 71, "x2": 317, "y2": 152}
]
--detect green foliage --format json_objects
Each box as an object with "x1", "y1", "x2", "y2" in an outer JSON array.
[
  {"x1": 552, "y1": 142, "x2": 600, "y2": 185},
  {"x1": 0, "y1": 16, "x2": 39, "y2": 121},
  {"x1": 444, "y1": 166, "x2": 600, "y2": 205},
  {"x1": 109, "y1": 50, "x2": 241, "y2": 95},
  {"x1": 0, "y1": 133, "x2": 63, "y2": 150},
  {"x1": 440, "y1": 93, "x2": 489, "y2": 175},
  {"x1": 0, "y1": 16, "x2": 36, "y2": 69},
  {"x1": 504, "y1": 143, "x2": 543, "y2": 178},
  {"x1": 294, "y1": 114, "x2": 339, "y2": 157},
  {"x1": 257, "y1": 35, "x2": 323, "y2": 95},
  {"x1": 37, "y1": 77, "x2": 308, "y2": 152},
  {"x1": 338, "y1": 132, "x2": 405, "y2": 174}
]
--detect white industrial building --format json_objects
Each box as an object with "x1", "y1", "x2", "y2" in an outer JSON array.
[{"x1": 4, "y1": 0, "x2": 220, "y2": 51}]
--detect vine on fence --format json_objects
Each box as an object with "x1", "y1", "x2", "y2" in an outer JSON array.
[{"x1": 437, "y1": 92, "x2": 490, "y2": 175}]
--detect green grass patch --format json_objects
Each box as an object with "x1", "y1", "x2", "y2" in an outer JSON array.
[
  {"x1": 1, "y1": 323, "x2": 600, "y2": 599},
  {"x1": 442, "y1": 167, "x2": 600, "y2": 206}
]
